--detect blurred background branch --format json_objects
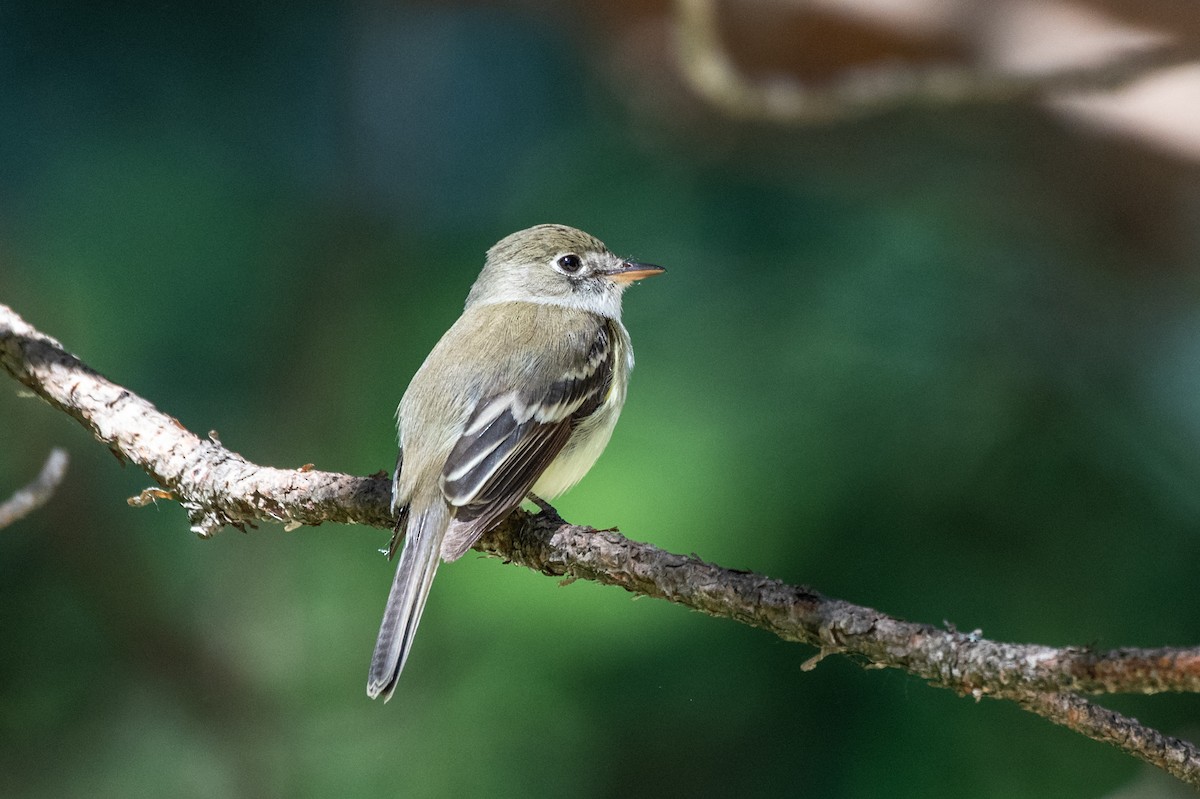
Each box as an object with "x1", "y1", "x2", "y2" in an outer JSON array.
[
  {"x1": 674, "y1": 0, "x2": 1200, "y2": 123},
  {"x1": 4, "y1": 300, "x2": 1200, "y2": 786},
  {"x1": 0, "y1": 447, "x2": 67, "y2": 529},
  {"x1": 668, "y1": 0, "x2": 1200, "y2": 161}
]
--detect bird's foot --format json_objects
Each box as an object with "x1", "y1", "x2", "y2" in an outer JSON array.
[{"x1": 526, "y1": 493, "x2": 566, "y2": 526}]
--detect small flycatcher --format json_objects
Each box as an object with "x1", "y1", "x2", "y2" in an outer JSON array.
[{"x1": 368, "y1": 224, "x2": 664, "y2": 701}]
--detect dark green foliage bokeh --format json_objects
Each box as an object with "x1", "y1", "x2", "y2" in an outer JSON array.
[{"x1": 3, "y1": 4, "x2": 1200, "y2": 797}]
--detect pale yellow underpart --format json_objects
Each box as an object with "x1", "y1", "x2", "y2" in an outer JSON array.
[{"x1": 531, "y1": 327, "x2": 630, "y2": 500}]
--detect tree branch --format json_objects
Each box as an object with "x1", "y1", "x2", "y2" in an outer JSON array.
[
  {"x1": 0, "y1": 447, "x2": 69, "y2": 529},
  {"x1": 482, "y1": 515, "x2": 1200, "y2": 696},
  {"x1": 1008, "y1": 691, "x2": 1200, "y2": 786},
  {"x1": 2, "y1": 301, "x2": 1197, "y2": 787},
  {"x1": 673, "y1": 0, "x2": 1200, "y2": 124},
  {"x1": 0, "y1": 304, "x2": 392, "y2": 536}
]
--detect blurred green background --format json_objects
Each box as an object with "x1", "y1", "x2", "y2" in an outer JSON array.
[{"x1": 3, "y1": 2, "x2": 1200, "y2": 797}]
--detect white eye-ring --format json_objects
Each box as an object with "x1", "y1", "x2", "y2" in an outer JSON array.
[{"x1": 556, "y1": 254, "x2": 583, "y2": 274}]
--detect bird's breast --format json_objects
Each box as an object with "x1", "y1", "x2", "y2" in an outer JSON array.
[{"x1": 531, "y1": 322, "x2": 631, "y2": 499}]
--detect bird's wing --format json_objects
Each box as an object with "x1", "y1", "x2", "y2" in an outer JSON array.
[{"x1": 437, "y1": 320, "x2": 615, "y2": 560}]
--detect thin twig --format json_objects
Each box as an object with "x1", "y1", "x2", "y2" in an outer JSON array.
[
  {"x1": 0, "y1": 448, "x2": 69, "y2": 529},
  {"x1": 1009, "y1": 691, "x2": 1200, "y2": 788},
  {"x1": 2, "y1": 301, "x2": 1197, "y2": 786}
]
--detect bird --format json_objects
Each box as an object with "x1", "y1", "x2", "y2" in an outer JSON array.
[{"x1": 367, "y1": 224, "x2": 664, "y2": 701}]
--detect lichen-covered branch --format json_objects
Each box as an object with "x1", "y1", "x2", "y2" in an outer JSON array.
[
  {"x1": 481, "y1": 515, "x2": 1200, "y2": 697},
  {"x1": 2, "y1": 301, "x2": 1197, "y2": 787},
  {"x1": 0, "y1": 304, "x2": 393, "y2": 535}
]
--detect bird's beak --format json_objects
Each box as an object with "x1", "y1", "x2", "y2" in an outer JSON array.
[{"x1": 602, "y1": 261, "x2": 666, "y2": 284}]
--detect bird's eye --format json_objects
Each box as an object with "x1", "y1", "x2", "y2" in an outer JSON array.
[{"x1": 556, "y1": 254, "x2": 583, "y2": 274}]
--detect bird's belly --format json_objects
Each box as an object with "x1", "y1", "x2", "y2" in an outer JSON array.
[{"x1": 532, "y1": 402, "x2": 621, "y2": 499}]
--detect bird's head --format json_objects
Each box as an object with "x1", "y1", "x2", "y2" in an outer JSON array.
[{"x1": 466, "y1": 224, "x2": 664, "y2": 319}]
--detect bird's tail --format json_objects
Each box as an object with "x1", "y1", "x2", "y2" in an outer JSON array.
[{"x1": 367, "y1": 500, "x2": 449, "y2": 701}]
